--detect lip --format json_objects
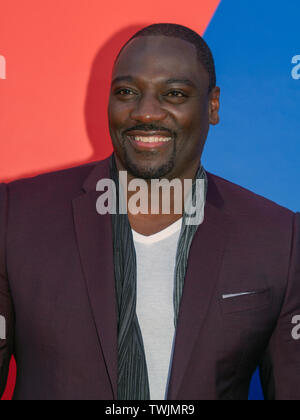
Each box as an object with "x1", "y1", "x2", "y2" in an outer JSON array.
[
  {"x1": 125, "y1": 130, "x2": 173, "y2": 150},
  {"x1": 125, "y1": 130, "x2": 172, "y2": 137}
]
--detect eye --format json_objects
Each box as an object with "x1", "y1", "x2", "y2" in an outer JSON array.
[
  {"x1": 165, "y1": 90, "x2": 188, "y2": 98},
  {"x1": 115, "y1": 88, "x2": 136, "y2": 96}
]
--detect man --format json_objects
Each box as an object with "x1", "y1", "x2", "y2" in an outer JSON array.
[{"x1": 0, "y1": 23, "x2": 300, "y2": 400}]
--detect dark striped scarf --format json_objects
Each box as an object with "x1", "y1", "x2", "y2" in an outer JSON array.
[{"x1": 109, "y1": 154, "x2": 208, "y2": 400}]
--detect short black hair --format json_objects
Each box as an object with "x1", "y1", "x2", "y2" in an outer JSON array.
[{"x1": 115, "y1": 23, "x2": 216, "y2": 93}]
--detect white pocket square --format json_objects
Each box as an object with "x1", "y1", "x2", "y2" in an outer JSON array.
[{"x1": 222, "y1": 291, "x2": 256, "y2": 299}]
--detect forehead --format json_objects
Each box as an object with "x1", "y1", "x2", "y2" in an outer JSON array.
[{"x1": 113, "y1": 35, "x2": 209, "y2": 87}]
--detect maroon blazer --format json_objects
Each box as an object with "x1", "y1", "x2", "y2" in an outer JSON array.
[{"x1": 0, "y1": 155, "x2": 300, "y2": 400}]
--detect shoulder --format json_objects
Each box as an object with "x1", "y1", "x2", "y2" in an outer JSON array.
[
  {"x1": 206, "y1": 171, "x2": 296, "y2": 235},
  {"x1": 7, "y1": 160, "x2": 97, "y2": 192},
  {"x1": 2, "y1": 158, "x2": 111, "y2": 219},
  {"x1": 207, "y1": 171, "x2": 295, "y2": 217},
  {"x1": 5, "y1": 157, "x2": 111, "y2": 200}
]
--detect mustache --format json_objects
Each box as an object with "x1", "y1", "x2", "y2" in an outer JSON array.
[{"x1": 123, "y1": 124, "x2": 176, "y2": 137}]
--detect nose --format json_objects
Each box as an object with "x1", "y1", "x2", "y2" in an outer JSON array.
[{"x1": 130, "y1": 93, "x2": 168, "y2": 123}]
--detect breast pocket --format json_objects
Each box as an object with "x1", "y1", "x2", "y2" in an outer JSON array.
[
  {"x1": 216, "y1": 288, "x2": 274, "y2": 389},
  {"x1": 219, "y1": 288, "x2": 272, "y2": 315}
]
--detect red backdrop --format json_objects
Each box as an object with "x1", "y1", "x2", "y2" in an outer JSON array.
[{"x1": 0, "y1": 0, "x2": 220, "y2": 399}]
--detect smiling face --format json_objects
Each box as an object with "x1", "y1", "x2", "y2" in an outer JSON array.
[{"x1": 108, "y1": 35, "x2": 220, "y2": 180}]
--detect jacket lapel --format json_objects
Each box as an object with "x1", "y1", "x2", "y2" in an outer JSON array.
[
  {"x1": 167, "y1": 173, "x2": 229, "y2": 399},
  {"x1": 72, "y1": 158, "x2": 229, "y2": 401},
  {"x1": 72, "y1": 157, "x2": 118, "y2": 399}
]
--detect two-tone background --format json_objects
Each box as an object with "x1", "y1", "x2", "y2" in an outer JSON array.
[{"x1": 1, "y1": 0, "x2": 299, "y2": 400}]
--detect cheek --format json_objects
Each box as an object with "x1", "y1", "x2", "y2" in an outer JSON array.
[
  {"x1": 176, "y1": 109, "x2": 208, "y2": 138},
  {"x1": 108, "y1": 101, "x2": 129, "y2": 130},
  {"x1": 174, "y1": 106, "x2": 209, "y2": 156},
  {"x1": 174, "y1": 99, "x2": 209, "y2": 129}
]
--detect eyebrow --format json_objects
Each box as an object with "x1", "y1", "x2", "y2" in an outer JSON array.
[
  {"x1": 111, "y1": 75, "x2": 196, "y2": 88},
  {"x1": 165, "y1": 78, "x2": 196, "y2": 87},
  {"x1": 112, "y1": 76, "x2": 134, "y2": 85}
]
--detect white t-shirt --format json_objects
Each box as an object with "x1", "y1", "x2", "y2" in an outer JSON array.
[{"x1": 132, "y1": 218, "x2": 182, "y2": 400}]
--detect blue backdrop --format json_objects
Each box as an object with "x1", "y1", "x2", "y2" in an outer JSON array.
[{"x1": 203, "y1": 0, "x2": 300, "y2": 399}]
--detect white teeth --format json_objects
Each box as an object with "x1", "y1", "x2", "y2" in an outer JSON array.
[{"x1": 132, "y1": 136, "x2": 172, "y2": 143}]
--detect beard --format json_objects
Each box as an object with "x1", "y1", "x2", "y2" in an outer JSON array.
[{"x1": 121, "y1": 137, "x2": 177, "y2": 180}]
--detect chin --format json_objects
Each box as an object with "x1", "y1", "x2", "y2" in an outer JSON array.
[{"x1": 124, "y1": 157, "x2": 175, "y2": 180}]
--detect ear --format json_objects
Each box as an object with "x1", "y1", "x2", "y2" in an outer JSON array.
[{"x1": 209, "y1": 87, "x2": 220, "y2": 125}]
